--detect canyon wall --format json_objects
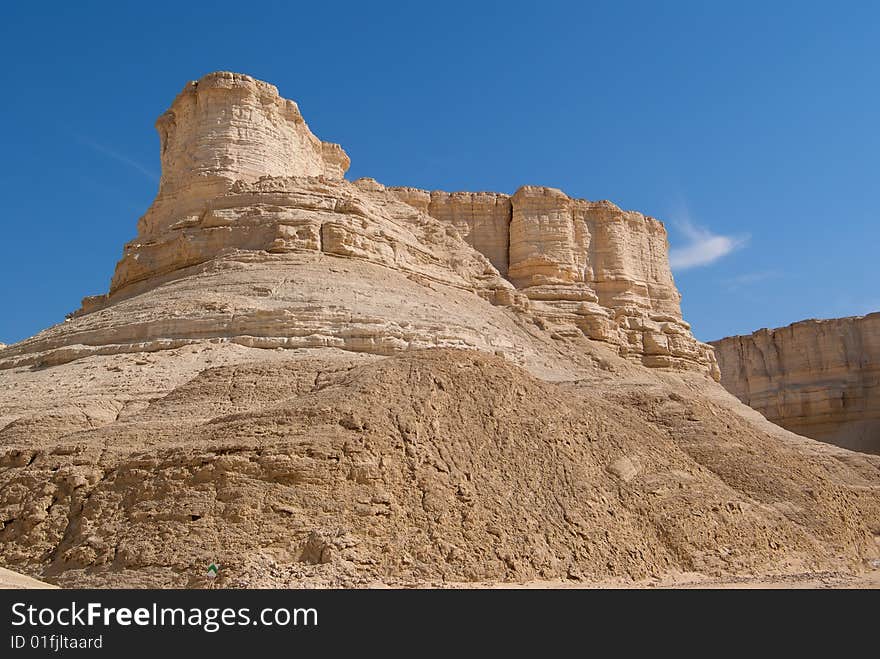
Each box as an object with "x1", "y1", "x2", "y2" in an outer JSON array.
[
  {"x1": 389, "y1": 188, "x2": 511, "y2": 276},
  {"x1": 0, "y1": 71, "x2": 716, "y2": 379},
  {"x1": 2, "y1": 71, "x2": 880, "y2": 589},
  {"x1": 389, "y1": 184, "x2": 713, "y2": 375},
  {"x1": 711, "y1": 314, "x2": 880, "y2": 453}
]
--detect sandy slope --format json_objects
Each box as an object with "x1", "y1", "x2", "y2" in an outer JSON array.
[
  {"x1": 1, "y1": 343, "x2": 878, "y2": 588},
  {"x1": 0, "y1": 566, "x2": 56, "y2": 589}
]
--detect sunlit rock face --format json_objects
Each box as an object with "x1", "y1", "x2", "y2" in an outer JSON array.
[
  {"x1": 140, "y1": 71, "x2": 349, "y2": 239},
  {"x1": 389, "y1": 184, "x2": 716, "y2": 377},
  {"x1": 0, "y1": 71, "x2": 716, "y2": 379},
  {"x1": 4, "y1": 72, "x2": 880, "y2": 591},
  {"x1": 712, "y1": 314, "x2": 880, "y2": 454}
]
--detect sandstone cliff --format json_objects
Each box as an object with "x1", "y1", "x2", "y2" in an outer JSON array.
[
  {"x1": 0, "y1": 71, "x2": 717, "y2": 379},
  {"x1": 711, "y1": 314, "x2": 880, "y2": 454},
  {"x1": 1, "y1": 72, "x2": 878, "y2": 589},
  {"x1": 138, "y1": 71, "x2": 349, "y2": 241},
  {"x1": 389, "y1": 184, "x2": 703, "y2": 373}
]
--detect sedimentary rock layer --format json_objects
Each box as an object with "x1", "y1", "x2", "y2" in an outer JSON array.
[
  {"x1": 388, "y1": 184, "x2": 713, "y2": 376},
  {"x1": 389, "y1": 188, "x2": 512, "y2": 275},
  {"x1": 1, "y1": 348, "x2": 878, "y2": 588},
  {"x1": 139, "y1": 71, "x2": 349, "y2": 241},
  {"x1": 711, "y1": 314, "x2": 880, "y2": 454},
  {"x1": 1, "y1": 72, "x2": 879, "y2": 589},
  {"x1": 0, "y1": 71, "x2": 716, "y2": 378}
]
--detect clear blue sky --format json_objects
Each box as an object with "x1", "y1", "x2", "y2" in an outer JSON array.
[{"x1": 1, "y1": 1, "x2": 877, "y2": 344}]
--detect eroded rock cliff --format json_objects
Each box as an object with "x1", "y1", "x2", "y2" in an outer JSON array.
[
  {"x1": 2, "y1": 72, "x2": 878, "y2": 589},
  {"x1": 711, "y1": 314, "x2": 880, "y2": 454},
  {"x1": 389, "y1": 184, "x2": 707, "y2": 373},
  {"x1": 139, "y1": 71, "x2": 349, "y2": 241},
  {"x1": 0, "y1": 71, "x2": 716, "y2": 378}
]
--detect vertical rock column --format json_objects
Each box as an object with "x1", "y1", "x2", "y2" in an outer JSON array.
[
  {"x1": 110, "y1": 71, "x2": 350, "y2": 295},
  {"x1": 137, "y1": 71, "x2": 350, "y2": 240},
  {"x1": 507, "y1": 186, "x2": 589, "y2": 287}
]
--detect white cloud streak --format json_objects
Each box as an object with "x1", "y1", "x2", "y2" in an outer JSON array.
[
  {"x1": 75, "y1": 135, "x2": 159, "y2": 181},
  {"x1": 722, "y1": 270, "x2": 778, "y2": 290},
  {"x1": 669, "y1": 219, "x2": 747, "y2": 271}
]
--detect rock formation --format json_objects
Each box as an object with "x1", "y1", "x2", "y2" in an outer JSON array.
[
  {"x1": 0, "y1": 72, "x2": 878, "y2": 588},
  {"x1": 711, "y1": 314, "x2": 880, "y2": 454},
  {"x1": 0, "y1": 71, "x2": 716, "y2": 379},
  {"x1": 141, "y1": 71, "x2": 349, "y2": 240},
  {"x1": 389, "y1": 184, "x2": 707, "y2": 373}
]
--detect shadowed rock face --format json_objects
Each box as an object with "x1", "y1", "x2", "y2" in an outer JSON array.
[
  {"x1": 388, "y1": 188, "x2": 512, "y2": 275},
  {"x1": 711, "y1": 313, "x2": 880, "y2": 454},
  {"x1": 0, "y1": 567, "x2": 56, "y2": 589},
  {"x1": 0, "y1": 71, "x2": 717, "y2": 378}
]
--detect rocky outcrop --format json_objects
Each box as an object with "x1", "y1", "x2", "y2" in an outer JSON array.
[
  {"x1": 389, "y1": 185, "x2": 715, "y2": 377},
  {"x1": 2, "y1": 72, "x2": 879, "y2": 589},
  {"x1": 138, "y1": 71, "x2": 349, "y2": 241},
  {"x1": 0, "y1": 71, "x2": 715, "y2": 378},
  {"x1": 388, "y1": 188, "x2": 512, "y2": 275},
  {"x1": 711, "y1": 314, "x2": 880, "y2": 454}
]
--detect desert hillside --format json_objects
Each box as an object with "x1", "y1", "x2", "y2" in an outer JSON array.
[{"x1": 0, "y1": 72, "x2": 877, "y2": 588}]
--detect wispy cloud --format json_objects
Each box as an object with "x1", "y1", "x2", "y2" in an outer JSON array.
[
  {"x1": 722, "y1": 270, "x2": 779, "y2": 291},
  {"x1": 669, "y1": 219, "x2": 747, "y2": 271},
  {"x1": 74, "y1": 135, "x2": 158, "y2": 181},
  {"x1": 77, "y1": 176, "x2": 154, "y2": 215}
]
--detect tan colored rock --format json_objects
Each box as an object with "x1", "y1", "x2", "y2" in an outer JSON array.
[
  {"x1": 390, "y1": 188, "x2": 512, "y2": 276},
  {"x1": 712, "y1": 313, "x2": 880, "y2": 454},
  {"x1": 1, "y1": 346, "x2": 878, "y2": 588},
  {"x1": 389, "y1": 184, "x2": 718, "y2": 378},
  {"x1": 606, "y1": 456, "x2": 640, "y2": 482},
  {"x1": 5, "y1": 72, "x2": 878, "y2": 589},
  {"x1": 0, "y1": 71, "x2": 716, "y2": 378},
  {"x1": 139, "y1": 71, "x2": 348, "y2": 241},
  {"x1": 507, "y1": 186, "x2": 714, "y2": 374}
]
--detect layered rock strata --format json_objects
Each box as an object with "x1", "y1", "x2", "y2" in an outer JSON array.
[
  {"x1": 139, "y1": 71, "x2": 349, "y2": 241},
  {"x1": 0, "y1": 71, "x2": 715, "y2": 379},
  {"x1": 388, "y1": 188, "x2": 511, "y2": 275},
  {"x1": 388, "y1": 185, "x2": 714, "y2": 376},
  {"x1": 711, "y1": 314, "x2": 880, "y2": 454},
  {"x1": 1, "y1": 72, "x2": 879, "y2": 589}
]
